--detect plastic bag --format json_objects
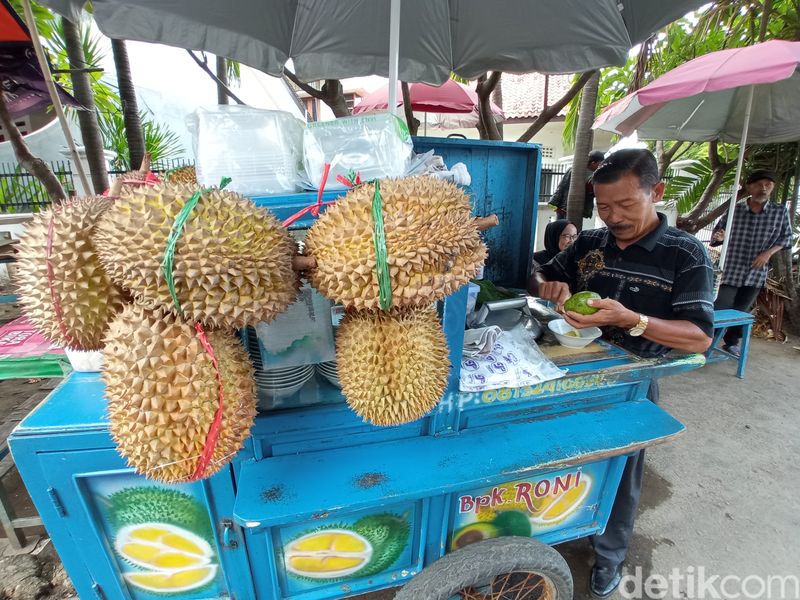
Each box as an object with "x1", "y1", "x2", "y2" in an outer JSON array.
[
  {"x1": 187, "y1": 106, "x2": 304, "y2": 196},
  {"x1": 302, "y1": 113, "x2": 413, "y2": 189},
  {"x1": 459, "y1": 324, "x2": 565, "y2": 392}
]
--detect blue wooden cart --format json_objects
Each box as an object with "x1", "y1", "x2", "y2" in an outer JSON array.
[{"x1": 9, "y1": 138, "x2": 705, "y2": 600}]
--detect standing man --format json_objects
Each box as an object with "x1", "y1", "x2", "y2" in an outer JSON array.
[
  {"x1": 530, "y1": 149, "x2": 714, "y2": 598},
  {"x1": 710, "y1": 169, "x2": 793, "y2": 357},
  {"x1": 550, "y1": 150, "x2": 606, "y2": 220}
]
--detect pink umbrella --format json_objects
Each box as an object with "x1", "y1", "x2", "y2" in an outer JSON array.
[
  {"x1": 593, "y1": 40, "x2": 800, "y2": 269},
  {"x1": 353, "y1": 80, "x2": 503, "y2": 132}
]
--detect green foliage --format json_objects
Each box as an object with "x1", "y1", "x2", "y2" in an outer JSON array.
[
  {"x1": 7, "y1": 0, "x2": 57, "y2": 40},
  {"x1": 663, "y1": 158, "x2": 734, "y2": 214},
  {"x1": 101, "y1": 107, "x2": 184, "y2": 170},
  {"x1": 12, "y1": 4, "x2": 185, "y2": 169}
]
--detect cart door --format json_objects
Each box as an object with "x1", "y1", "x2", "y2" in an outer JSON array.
[{"x1": 37, "y1": 448, "x2": 254, "y2": 600}]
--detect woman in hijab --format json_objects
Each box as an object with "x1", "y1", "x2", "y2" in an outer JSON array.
[{"x1": 533, "y1": 219, "x2": 577, "y2": 266}]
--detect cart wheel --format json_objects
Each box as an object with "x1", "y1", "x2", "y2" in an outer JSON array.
[{"x1": 394, "y1": 537, "x2": 572, "y2": 600}]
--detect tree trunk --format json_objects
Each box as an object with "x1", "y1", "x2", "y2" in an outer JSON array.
[
  {"x1": 516, "y1": 71, "x2": 593, "y2": 143},
  {"x1": 321, "y1": 80, "x2": 350, "y2": 118},
  {"x1": 656, "y1": 140, "x2": 689, "y2": 179},
  {"x1": 216, "y1": 56, "x2": 229, "y2": 105},
  {"x1": 283, "y1": 71, "x2": 350, "y2": 118},
  {"x1": 476, "y1": 72, "x2": 501, "y2": 140},
  {"x1": 111, "y1": 38, "x2": 146, "y2": 171},
  {"x1": 491, "y1": 77, "x2": 503, "y2": 139},
  {"x1": 676, "y1": 141, "x2": 737, "y2": 232},
  {"x1": 0, "y1": 92, "x2": 66, "y2": 201},
  {"x1": 400, "y1": 82, "x2": 418, "y2": 136},
  {"x1": 62, "y1": 18, "x2": 108, "y2": 193},
  {"x1": 566, "y1": 71, "x2": 599, "y2": 228}
]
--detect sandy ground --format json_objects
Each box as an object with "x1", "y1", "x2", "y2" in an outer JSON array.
[{"x1": 1, "y1": 337, "x2": 798, "y2": 599}]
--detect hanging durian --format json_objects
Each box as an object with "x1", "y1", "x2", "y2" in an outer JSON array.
[
  {"x1": 303, "y1": 177, "x2": 487, "y2": 310},
  {"x1": 336, "y1": 307, "x2": 449, "y2": 426},
  {"x1": 15, "y1": 197, "x2": 126, "y2": 350},
  {"x1": 93, "y1": 183, "x2": 300, "y2": 329},
  {"x1": 103, "y1": 304, "x2": 256, "y2": 483}
]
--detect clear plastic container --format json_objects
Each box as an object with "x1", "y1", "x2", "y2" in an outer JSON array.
[
  {"x1": 303, "y1": 113, "x2": 413, "y2": 189},
  {"x1": 188, "y1": 106, "x2": 304, "y2": 196}
]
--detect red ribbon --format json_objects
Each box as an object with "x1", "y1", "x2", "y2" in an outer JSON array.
[
  {"x1": 281, "y1": 163, "x2": 335, "y2": 228},
  {"x1": 101, "y1": 171, "x2": 162, "y2": 196},
  {"x1": 45, "y1": 211, "x2": 75, "y2": 347},
  {"x1": 190, "y1": 321, "x2": 226, "y2": 481}
]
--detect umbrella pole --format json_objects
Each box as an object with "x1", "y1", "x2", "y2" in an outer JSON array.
[
  {"x1": 20, "y1": 0, "x2": 92, "y2": 195},
  {"x1": 718, "y1": 84, "x2": 755, "y2": 273},
  {"x1": 386, "y1": 0, "x2": 401, "y2": 116}
]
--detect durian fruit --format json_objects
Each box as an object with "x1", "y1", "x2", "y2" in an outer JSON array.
[
  {"x1": 93, "y1": 183, "x2": 300, "y2": 329},
  {"x1": 336, "y1": 307, "x2": 449, "y2": 426},
  {"x1": 165, "y1": 165, "x2": 197, "y2": 185},
  {"x1": 15, "y1": 197, "x2": 126, "y2": 350},
  {"x1": 103, "y1": 304, "x2": 256, "y2": 483},
  {"x1": 304, "y1": 177, "x2": 487, "y2": 310}
]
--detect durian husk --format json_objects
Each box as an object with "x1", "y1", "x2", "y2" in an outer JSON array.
[
  {"x1": 304, "y1": 177, "x2": 487, "y2": 310},
  {"x1": 164, "y1": 165, "x2": 197, "y2": 185},
  {"x1": 14, "y1": 197, "x2": 126, "y2": 350},
  {"x1": 93, "y1": 183, "x2": 300, "y2": 329},
  {"x1": 103, "y1": 304, "x2": 257, "y2": 483},
  {"x1": 336, "y1": 307, "x2": 450, "y2": 426}
]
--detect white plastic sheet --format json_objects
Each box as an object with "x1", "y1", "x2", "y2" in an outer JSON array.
[{"x1": 459, "y1": 325, "x2": 566, "y2": 392}]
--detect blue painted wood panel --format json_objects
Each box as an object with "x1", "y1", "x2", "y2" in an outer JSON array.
[{"x1": 233, "y1": 398, "x2": 684, "y2": 528}]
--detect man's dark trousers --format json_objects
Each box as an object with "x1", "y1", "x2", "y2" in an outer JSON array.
[
  {"x1": 714, "y1": 284, "x2": 761, "y2": 346},
  {"x1": 591, "y1": 381, "x2": 659, "y2": 569}
]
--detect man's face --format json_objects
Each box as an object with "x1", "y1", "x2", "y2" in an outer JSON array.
[
  {"x1": 594, "y1": 173, "x2": 664, "y2": 244},
  {"x1": 745, "y1": 178, "x2": 774, "y2": 204},
  {"x1": 587, "y1": 160, "x2": 602, "y2": 172}
]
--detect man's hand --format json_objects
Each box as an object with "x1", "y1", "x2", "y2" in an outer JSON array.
[
  {"x1": 711, "y1": 229, "x2": 725, "y2": 243},
  {"x1": 538, "y1": 280, "x2": 571, "y2": 309},
  {"x1": 563, "y1": 297, "x2": 639, "y2": 330},
  {"x1": 752, "y1": 250, "x2": 773, "y2": 269}
]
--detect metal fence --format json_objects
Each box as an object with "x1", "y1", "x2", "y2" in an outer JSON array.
[
  {"x1": 0, "y1": 161, "x2": 75, "y2": 214},
  {"x1": 0, "y1": 159, "x2": 194, "y2": 214},
  {"x1": 539, "y1": 164, "x2": 570, "y2": 205}
]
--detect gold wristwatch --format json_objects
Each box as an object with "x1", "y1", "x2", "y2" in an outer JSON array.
[{"x1": 628, "y1": 314, "x2": 649, "y2": 337}]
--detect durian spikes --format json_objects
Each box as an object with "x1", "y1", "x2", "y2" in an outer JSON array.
[
  {"x1": 93, "y1": 183, "x2": 300, "y2": 330},
  {"x1": 15, "y1": 197, "x2": 126, "y2": 350},
  {"x1": 304, "y1": 177, "x2": 488, "y2": 309},
  {"x1": 336, "y1": 308, "x2": 450, "y2": 426},
  {"x1": 103, "y1": 304, "x2": 257, "y2": 483},
  {"x1": 292, "y1": 214, "x2": 498, "y2": 272}
]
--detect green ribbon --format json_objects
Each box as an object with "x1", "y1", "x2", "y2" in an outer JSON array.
[
  {"x1": 161, "y1": 178, "x2": 231, "y2": 314},
  {"x1": 371, "y1": 180, "x2": 392, "y2": 311}
]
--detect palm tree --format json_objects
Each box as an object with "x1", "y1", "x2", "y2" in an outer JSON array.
[
  {"x1": 111, "y1": 38, "x2": 146, "y2": 171},
  {"x1": 566, "y1": 71, "x2": 599, "y2": 228},
  {"x1": 62, "y1": 17, "x2": 108, "y2": 193}
]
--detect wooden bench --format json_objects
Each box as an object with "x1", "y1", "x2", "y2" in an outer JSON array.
[{"x1": 706, "y1": 309, "x2": 756, "y2": 379}]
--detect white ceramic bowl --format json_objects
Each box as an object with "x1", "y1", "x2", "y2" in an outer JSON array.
[
  {"x1": 547, "y1": 319, "x2": 602, "y2": 349},
  {"x1": 64, "y1": 348, "x2": 103, "y2": 372}
]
